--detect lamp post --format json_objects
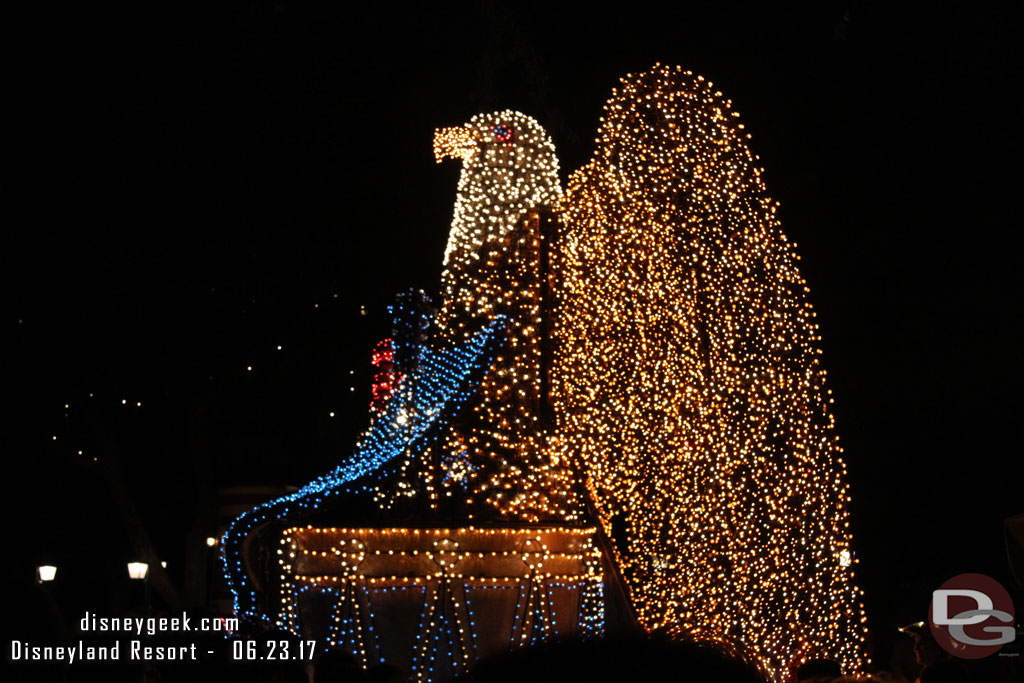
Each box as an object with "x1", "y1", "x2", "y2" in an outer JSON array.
[
  {"x1": 127, "y1": 561, "x2": 150, "y2": 612},
  {"x1": 204, "y1": 536, "x2": 219, "y2": 608},
  {"x1": 35, "y1": 563, "x2": 68, "y2": 641}
]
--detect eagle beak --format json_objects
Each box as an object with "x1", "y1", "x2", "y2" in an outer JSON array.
[{"x1": 433, "y1": 125, "x2": 476, "y2": 163}]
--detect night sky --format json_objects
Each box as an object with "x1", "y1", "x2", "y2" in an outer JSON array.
[{"x1": 5, "y1": 1, "x2": 1021, "y2": 668}]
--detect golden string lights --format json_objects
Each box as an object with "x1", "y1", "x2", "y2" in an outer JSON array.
[
  {"x1": 277, "y1": 526, "x2": 605, "y2": 680},
  {"x1": 552, "y1": 65, "x2": 868, "y2": 677},
  {"x1": 421, "y1": 76, "x2": 867, "y2": 676},
  {"x1": 233, "y1": 67, "x2": 868, "y2": 682}
]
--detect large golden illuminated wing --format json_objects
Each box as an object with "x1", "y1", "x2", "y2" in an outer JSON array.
[{"x1": 553, "y1": 65, "x2": 868, "y2": 679}]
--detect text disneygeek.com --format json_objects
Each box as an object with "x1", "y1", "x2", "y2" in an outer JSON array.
[{"x1": 8, "y1": 611, "x2": 253, "y2": 665}]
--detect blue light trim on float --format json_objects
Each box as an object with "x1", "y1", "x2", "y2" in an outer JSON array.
[{"x1": 221, "y1": 317, "x2": 507, "y2": 619}]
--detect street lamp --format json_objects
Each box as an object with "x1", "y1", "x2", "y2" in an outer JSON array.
[
  {"x1": 127, "y1": 562, "x2": 149, "y2": 580},
  {"x1": 127, "y1": 561, "x2": 151, "y2": 612},
  {"x1": 37, "y1": 565, "x2": 57, "y2": 583},
  {"x1": 203, "y1": 536, "x2": 219, "y2": 608}
]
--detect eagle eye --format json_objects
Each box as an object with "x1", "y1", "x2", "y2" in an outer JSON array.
[{"x1": 492, "y1": 125, "x2": 513, "y2": 144}]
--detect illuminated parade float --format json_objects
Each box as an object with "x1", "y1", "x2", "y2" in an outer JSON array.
[{"x1": 222, "y1": 66, "x2": 869, "y2": 682}]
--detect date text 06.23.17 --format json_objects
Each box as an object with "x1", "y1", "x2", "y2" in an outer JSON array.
[{"x1": 232, "y1": 639, "x2": 317, "y2": 661}]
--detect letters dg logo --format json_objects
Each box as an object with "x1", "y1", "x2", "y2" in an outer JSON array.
[{"x1": 929, "y1": 572, "x2": 1016, "y2": 659}]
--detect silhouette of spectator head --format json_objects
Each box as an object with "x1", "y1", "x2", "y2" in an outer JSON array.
[
  {"x1": 899, "y1": 622, "x2": 947, "y2": 669},
  {"x1": 464, "y1": 634, "x2": 763, "y2": 682},
  {"x1": 314, "y1": 648, "x2": 368, "y2": 683},
  {"x1": 919, "y1": 660, "x2": 968, "y2": 683},
  {"x1": 367, "y1": 662, "x2": 408, "y2": 683},
  {"x1": 796, "y1": 657, "x2": 842, "y2": 682}
]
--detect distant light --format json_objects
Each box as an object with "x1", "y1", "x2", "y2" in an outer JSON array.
[
  {"x1": 121, "y1": 399, "x2": 127, "y2": 405},
  {"x1": 839, "y1": 550, "x2": 852, "y2": 568},
  {"x1": 160, "y1": 561, "x2": 167, "y2": 568},
  {"x1": 396, "y1": 411, "x2": 408, "y2": 426},
  {"x1": 37, "y1": 565, "x2": 57, "y2": 583},
  {"x1": 127, "y1": 562, "x2": 149, "y2": 580},
  {"x1": 329, "y1": 412, "x2": 335, "y2": 418},
  {"x1": 276, "y1": 345, "x2": 282, "y2": 351},
  {"x1": 52, "y1": 435, "x2": 57, "y2": 441},
  {"x1": 77, "y1": 450, "x2": 83, "y2": 455},
  {"x1": 350, "y1": 387, "x2": 355, "y2": 392},
  {"x1": 136, "y1": 402, "x2": 142, "y2": 407},
  {"x1": 246, "y1": 366, "x2": 252, "y2": 372},
  {"x1": 206, "y1": 537, "x2": 218, "y2": 547}
]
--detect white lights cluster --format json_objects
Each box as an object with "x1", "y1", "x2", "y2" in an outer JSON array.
[{"x1": 434, "y1": 111, "x2": 561, "y2": 272}]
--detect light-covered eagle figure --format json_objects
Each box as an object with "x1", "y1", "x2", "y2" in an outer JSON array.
[
  {"x1": 430, "y1": 66, "x2": 869, "y2": 680},
  {"x1": 424, "y1": 110, "x2": 578, "y2": 523},
  {"x1": 222, "y1": 65, "x2": 868, "y2": 683}
]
